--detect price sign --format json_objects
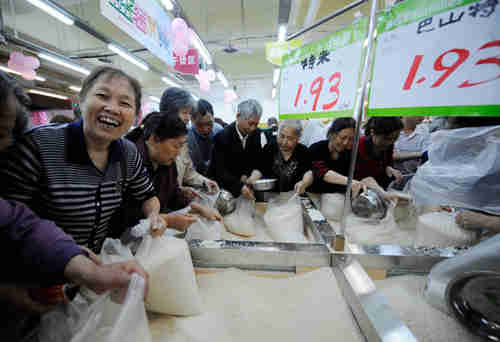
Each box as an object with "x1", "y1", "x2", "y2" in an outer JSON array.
[
  {"x1": 279, "y1": 18, "x2": 368, "y2": 119},
  {"x1": 368, "y1": 0, "x2": 500, "y2": 116}
]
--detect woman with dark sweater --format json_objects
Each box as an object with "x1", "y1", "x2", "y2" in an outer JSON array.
[{"x1": 126, "y1": 112, "x2": 221, "y2": 231}]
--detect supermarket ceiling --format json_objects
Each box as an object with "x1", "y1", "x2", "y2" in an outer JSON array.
[{"x1": 0, "y1": 0, "x2": 387, "y2": 118}]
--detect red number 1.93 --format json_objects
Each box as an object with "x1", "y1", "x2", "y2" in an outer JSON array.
[
  {"x1": 294, "y1": 72, "x2": 342, "y2": 111},
  {"x1": 403, "y1": 40, "x2": 500, "y2": 90}
]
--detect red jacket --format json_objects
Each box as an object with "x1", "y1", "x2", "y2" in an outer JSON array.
[{"x1": 355, "y1": 136, "x2": 394, "y2": 189}]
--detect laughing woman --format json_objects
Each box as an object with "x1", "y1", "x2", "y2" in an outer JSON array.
[{"x1": 0, "y1": 66, "x2": 165, "y2": 253}]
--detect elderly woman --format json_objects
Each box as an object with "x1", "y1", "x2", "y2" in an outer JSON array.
[
  {"x1": 254, "y1": 120, "x2": 313, "y2": 194},
  {"x1": 309, "y1": 118, "x2": 367, "y2": 197},
  {"x1": 126, "y1": 112, "x2": 221, "y2": 230},
  {"x1": 0, "y1": 66, "x2": 165, "y2": 253},
  {"x1": 159, "y1": 87, "x2": 218, "y2": 195}
]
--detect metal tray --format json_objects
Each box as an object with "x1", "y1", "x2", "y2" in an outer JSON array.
[{"x1": 187, "y1": 239, "x2": 440, "y2": 342}]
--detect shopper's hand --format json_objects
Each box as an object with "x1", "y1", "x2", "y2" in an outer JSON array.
[
  {"x1": 200, "y1": 206, "x2": 223, "y2": 221},
  {"x1": 388, "y1": 168, "x2": 403, "y2": 184},
  {"x1": 65, "y1": 255, "x2": 149, "y2": 302},
  {"x1": 0, "y1": 286, "x2": 56, "y2": 314},
  {"x1": 204, "y1": 179, "x2": 219, "y2": 194},
  {"x1": 241, "y1": 185, "x2": 255, "y2": 201},
  {"x1": 168, "y1": 213, "x2": 197, "y2": 230},
  {"x1": 148, "y1": 212, "x2": 167, "y2": 237},
  {"x1": 455, "y1": 210, "x2": 484, "y2": 231},
  {"x1": 351, "y1": 180, "x2": 366, "y2": 199},
  {"x1": 181, "y1": 186, "x2": 202, "y2": 201},
  {"x1": 294, "y1": 181, "x2": 308, "y2": 195}
]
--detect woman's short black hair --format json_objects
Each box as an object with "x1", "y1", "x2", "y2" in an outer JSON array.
[
  {"x1": 0, "y1": 71, "x2": 30, "y2": 138},
  {"x1": 159, "y1": 87, "x2": 196, "y2": 114},
  {"x1": 327, "y1": 117, "x2": 356, "y2": 138},
  {"x1": 364, "y1": 117, "x2": 403, "y2": 136},
  {"x1": 126, "y1": 111, "x2": 187, "y2": 143}
]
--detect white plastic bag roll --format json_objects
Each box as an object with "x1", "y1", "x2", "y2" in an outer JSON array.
[
  {"x1": 415, "y1": 212, "x2": 479, "y2": 248},
  {"x1": 136, "y1": 236, "x2": 202, "y2": 315},
  {"x1": 320, "y1": 193, "x2": 345, "y2": 222}
]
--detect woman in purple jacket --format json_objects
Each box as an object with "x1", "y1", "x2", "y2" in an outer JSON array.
[{"x1": 0, "y1": 71, "x2": 148, "y2": 340}]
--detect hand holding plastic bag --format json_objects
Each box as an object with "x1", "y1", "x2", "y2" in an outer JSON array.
[
  {"x1": 39, "y1": 273, "x2": 151, "y2": 342},
  {"x1": 70, "y1": 274, "x2": 151, "y2": 342}
]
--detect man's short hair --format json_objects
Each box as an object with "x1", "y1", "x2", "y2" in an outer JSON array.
[
  {"x1": 192, "y1": 99, "x2": 214, "y2": 121},
  {"x1": 237, "y1": 99, "x2": 262, "y2": 120}
]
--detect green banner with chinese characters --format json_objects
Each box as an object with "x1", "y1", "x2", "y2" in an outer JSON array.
[{"x1": 279, "y1": 17, "x2": 368, "y2": 119}]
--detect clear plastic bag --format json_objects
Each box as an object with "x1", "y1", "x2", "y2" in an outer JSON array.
[
  {"x1": 320, "y1": 193, "x2": 345, "y2": 222},
  {"x1": 39, "y1": 238, "x2": 151, "y2": 342},
  {"x1": 345, "y1": 203, "x2": 415, "y2": 246},
  {"x1": 39, "y1": 274, "x2": 150, "y2": 342},
  {"x1": 135, "y1": 235, "x2": 202, "y2": 315},
  {"x1": 411, "y1": 126, "x2": 500, "y2": 215},
  {"x1": 223, "y1": 197, "x2": 257, "y2": 237},
  {"x1": 263, "y1": 195, "x2": 308, "y2": 243},
  {"x1": 185, "y1": 217, "x2": 224, "y2": 240}
]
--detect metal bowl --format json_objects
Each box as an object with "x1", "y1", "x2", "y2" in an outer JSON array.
[
  {"x1": 214, "y1": 189, "x2": 236, "y2": 216},
  {"x1": 351, "y1": 188, "x2": 388, "y2": 220},
  {"x1": 252, "y1": 179, "x2": 277, "y2": 191}
]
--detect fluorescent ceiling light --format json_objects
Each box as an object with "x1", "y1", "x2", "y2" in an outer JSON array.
[
  {"x1": 149, "y1": 96, "x2": 160, "y2": 103},
  {"x1": 272, "y1": 87, "x2": 276, "y2": 99},
  {"x1": 217, "y1": 71, "x2": 228, "y2": 88},
  {"x1": 162, "y1": 0, "x2": 174, "y2": 10},
  {"x1": 26, "y1": 0, "x2": 74, "y2": 25},
  {"x1": 28, "y1": 89, "x2": 68, "y2": 100},
  {"x1": 278, "y1": 25, "x2": 287, "y2": 42},
  {"x1": 0, "y1": 65, "x2": 45, "y2": 81},
  {"x1": 161, "y1": 76, "x2": 180, "y2": 88},
  {"x1": 190, "y1": 31, "x2": 212, "y2": 65},
  {"x1": 108, "y1": 44, "x2": 149, "y2": 71},
  {"x1": 38, "y1": 52, "x2": 90, "y2": 75},
  {"x1": 69, "y1": 85, "x2": 81, "y2": 92},
  {"x1": 273, "y1": 69, "x2": 280, "y2": 86}
]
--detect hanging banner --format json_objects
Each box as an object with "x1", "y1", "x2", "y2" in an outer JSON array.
[
  {"x1": 174, "y1": 49, "x2": 199, "y2": 75},
  {"x1": 368, "y1": 0, "x2": 500, "y2": 116},
  {"x1": 266, "y1": 40, "x2": 303, "y2": 66},
  {"x1": 100, "y1": 0, "x2": 174, "y2": 67},
  {"x1": 279, "y1": 18, "x2": 368, "y2": 119}
]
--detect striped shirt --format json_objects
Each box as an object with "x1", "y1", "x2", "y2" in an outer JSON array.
[{"x1": 0, "y1": 121, "x2": 155, "y2": 252}]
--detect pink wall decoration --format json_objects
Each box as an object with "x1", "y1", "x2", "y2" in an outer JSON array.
[
  {"x1": 195, "y1": 69, "x2": 212, "y2": 92},
  {"x1": 171, "y1": 18, "x2": 190, "y2": 56},
  {"x1": 206, "y1": 69, "x2": 216, "y2": 81},
  {"x1": 174, "y1": 49, "x2": 199, "y2": 75},
  {"x1": 8, "y1": 52, "x2": 40, "y2": 80},
  {"x1": 224, "y1": 89, "x2": 238, "y2": 104}
]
